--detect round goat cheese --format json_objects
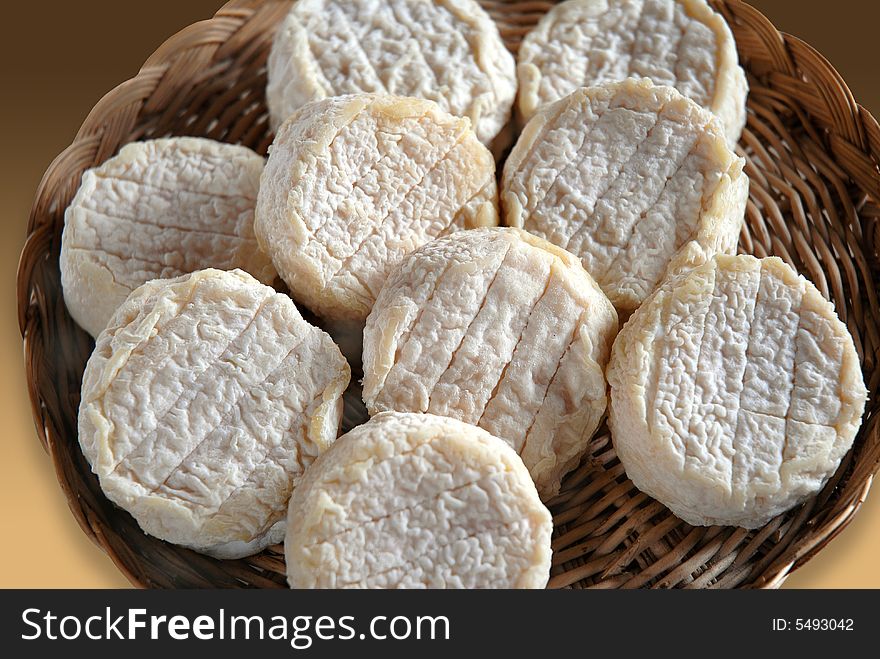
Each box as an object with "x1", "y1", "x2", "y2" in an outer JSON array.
[
  {"x1": 285, "y1": 411, "x2": 553, "y2": 588},
  {"x1": 517, "y1": 0, "x2": 748, "y2": 144},
  {"x1": 78, "y1": 269, "x2": 350, "y2": 558},
  {"x1": 256, "y1": 93, "x2": 499, "y2": 323},
  {"x1": 362, "y1": 227, "x2": 618, "y2": 498},
  {"x1": 266, "y1": 0, "x2": 517, "y2": 145},
  {"x1": 608, "y1": 254, "x2": 868, "y2": 528},
  {"x1": 60, "y1": 137, "x2": 275, "y2": 337},
  {"x1": 502, "y1": 79, "x2": 748, "y2": 316}
]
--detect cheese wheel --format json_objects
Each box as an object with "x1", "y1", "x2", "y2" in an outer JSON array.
[
  {"x1": 60, "y1": 137, "x2": 275, "y2": 337},
  {"x1": 285, "y1": 411, "x2": 553, "y2": 588},
  {"x1": 78, "y1": 269, "x2": 350, "y2": 558},
  {"x1": 608, "y1": 254, "x2": 868, "y2": 528},
  {"x1": 517, "y1": 0, "x2": 748, "y2": 144},
  {"x1": 502, "y1": 79, "x2": 748, "y2": 316},
  {"x1": 256, "y1": 93, "x2": 499, "y2": 323},
  {"x1": 266, "y1": 0, "x2": 517, "y2": 145},
  {"x1": 362, "y1": 227, "x2": 618, "y2": 498}
]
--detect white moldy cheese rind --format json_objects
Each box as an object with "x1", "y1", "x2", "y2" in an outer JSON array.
[
  {"x1": 362, "y1": 227, "x2": 618, "y2": 498},
  {"x1": 502, "y1": 79, "x2": 748, "y2": 316},
  {"x1": 266, "y1": 0, "x2": 517, "y2": 145},
  {"x1": 256, "y1": 93, "x2": 500, "y2": 323},
  {"x1": 285, "y1": 411, "x2": 553, "y2": 588},
  {"x1": 60, "y1": 137, "x2": 276, "y2": 338},
  {"x1": 78, "y1": 269, "x2": 350, "y2": 558},
  {"x1": 607, "y1": 254, "x2": 868, "y2": 528},
  {"x1": 517, "y1": 0, "x2": 748, "y2": 144}
]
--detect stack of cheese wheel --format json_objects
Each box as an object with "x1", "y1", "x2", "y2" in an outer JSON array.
[{"x1": 58, "y1": 0, "x2": 867, "y2": 590}]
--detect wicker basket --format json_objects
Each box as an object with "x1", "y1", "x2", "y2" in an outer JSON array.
[{"x1": 17, "y1": 0, "x2": 880, "y2": 589}]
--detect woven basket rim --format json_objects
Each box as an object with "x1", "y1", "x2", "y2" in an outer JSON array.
[{"x1": 17, "y1": 0, "x2": 880, "y2": 589}]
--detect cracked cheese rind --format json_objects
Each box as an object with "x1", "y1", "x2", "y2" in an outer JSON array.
[
  {"x1": 266, "y1": 0, "x2": 516, "y2": 145},
  {"x1": 256, "y1": 93, "x2": 499, "y2": 323},
  {"x1": 60, "y1": 137, "x2": 276, "y2": 338},
  {"x1": 285, "y1": 411, "x2": 553, "y2": 588},
  {"x1": 78, "y1": 269, "x2": 350, "y2": 558},
  {"x1": 362, "y1": 227, "x2": 618, "y2": 498},
  {"x1": 517, "y1": 0, "x2": 748, "y2": 144},
  {"x1": 502, "y1": 79, "x2": 748, "y2": 316},
  {"x1": 607, "y1": 254, "x2": 868, "y2": 528}
]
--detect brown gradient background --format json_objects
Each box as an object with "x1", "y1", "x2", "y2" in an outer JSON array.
[{"x1": 0, "y1": 0, "x2": 878, "y2": 588}]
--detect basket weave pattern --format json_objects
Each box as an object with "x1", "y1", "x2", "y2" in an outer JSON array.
[{"x1": 17, "y1": 0, "x2": 880, "y2": 588}]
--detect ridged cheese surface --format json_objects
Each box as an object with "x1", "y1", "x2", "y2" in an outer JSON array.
[
  {"x1": 267, "y1": 0, "x2": 517, "y2": 144},
  {"x1": 503, "y1": 79, "x2": 748, "y2": 316},
  {"x1": 285, "y1": 411, "x2": 552, "y2": 588},
  {"x1": 78, "y1": 269, "x2": 350, "y2": 558},
  {"x1": 256, "y1": 94, "x2": 499, "y2": 322},
  {"x1": 60, "y1": 138, "x2": 275, "y2": 337},
  {"x1": 362, "y1": 228, "x2": 618, "y2": 498},
  {"x1": 517, "y1": 0, "x2": 748, "y2": 144},
  {"x1": 608, "y1": 255, "x2": 867, "y2": 528}
]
